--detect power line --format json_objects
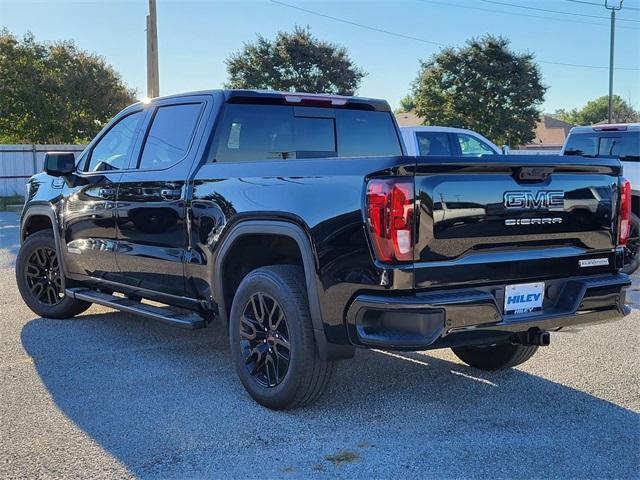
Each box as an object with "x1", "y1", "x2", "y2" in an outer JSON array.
[
  {"x1": 560, "y1": 0, "x2": 640, "y2": 12},
  {"x1": 421, "y1": 0, "x2": 638, "y2": 30},
  {"x1": 269, "y1": 0, "x2": 445, "y2": 47},
  {"x1": 479, "y1": 0, "x2": 640, "y2": 23},
  {"x1": 269, "y1": 0, "x2": 640, "y2": 71}
]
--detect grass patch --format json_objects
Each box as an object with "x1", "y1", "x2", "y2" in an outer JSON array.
[
  {"x1": 0, "y1": 195, "x2": 24, "y2": 211},
  {"x1": 324, "y1": 449, "x2": 361, "y2": 466}
]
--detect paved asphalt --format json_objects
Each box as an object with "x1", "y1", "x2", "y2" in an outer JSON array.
[{"x1": 1, "y1": 211, "x2": 638, "y2": 479}]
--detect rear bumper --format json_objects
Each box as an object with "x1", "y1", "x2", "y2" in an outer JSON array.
[{"x1": 345, "y1": 273, "x2": 631, "y2": 350}]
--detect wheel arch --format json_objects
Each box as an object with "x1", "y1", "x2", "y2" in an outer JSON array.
[
  {"x1": 21, "y1": 205, "x2": 69, "y2": 278},
  {"x1": 213, "y1": 220, "x2": 353, "y2": 361}
]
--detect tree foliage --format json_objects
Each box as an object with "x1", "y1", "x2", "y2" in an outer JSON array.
[
  {"x1": 397, "y1": 94, "x2": 416, "y2": 113},
  {"x1": 0, "y1": 30, "x2": 136, "y2": 144},
  {"x1": 225, "y1": 26, "x2": 365, "y2": 95},
  {"x1": 410, "y1": 35, "x2": 546, "y2": 146},
  {"x1": 553, "y1": 95, "x2": 639, "y2": 125}
]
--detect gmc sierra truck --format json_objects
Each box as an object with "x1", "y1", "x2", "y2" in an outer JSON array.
[{"x1": 17, "y1": 90, "x2": 632, "y2": 410}]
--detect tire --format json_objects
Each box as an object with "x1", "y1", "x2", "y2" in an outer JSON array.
[
  {"x1": 451, "y1": 342, "x2": 539, "y2": 370},
  {"x1": 229, "y1": 265, "x2": 334, "y2": 410},
  {"x1": 15, "y1": 230, "x2": 90, "y2": 319},
  {"x1": 622, "y1": 213, "x2": 640, "y2": 275}
]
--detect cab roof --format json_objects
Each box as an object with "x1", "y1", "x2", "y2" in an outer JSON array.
[
  {"x1": 138, "y1": 89, "x2": 392, "y2": 112},
  {"x1": 570, "y1": 123, "x2": 640, "y2": 133}
]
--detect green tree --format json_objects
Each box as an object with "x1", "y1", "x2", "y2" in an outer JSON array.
[
  {"x1": 225, "y1": 26, "x2": 365, "y2": 95},
  {"x1": 554, "y1": 95, "x2": 639, "y2": 125},
  {"x1": 0, "y1": 30, "x2": 136, "y2": 144},
  {"x1": 410, "y1": 35, "x2": 546, "y2": 146},
  {"x1": 396, "y1": 94, "x2": 416, "y2": 113}
]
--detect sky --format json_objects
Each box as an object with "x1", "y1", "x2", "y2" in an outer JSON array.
[{"x1": 1, "y1": 0, "x2": 639, "y2": 113}]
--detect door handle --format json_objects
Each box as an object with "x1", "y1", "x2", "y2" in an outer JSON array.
[
  {"x1": 99, "y1": 188, "x2": 115, "y2": 199},
  {"x1": 160, "y1": 188, "x2": 182, "y2": 200}
]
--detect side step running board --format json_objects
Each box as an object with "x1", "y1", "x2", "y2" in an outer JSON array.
[{"x1": 66, "y1": 288, "x2": 206, "y2": 329}]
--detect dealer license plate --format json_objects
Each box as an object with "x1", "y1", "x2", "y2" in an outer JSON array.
[{"x1": 504, "y1": 282, "x2": 545, "y2": 315}]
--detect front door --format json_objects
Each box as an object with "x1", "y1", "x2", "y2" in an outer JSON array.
[
  {"x1": 115, "y1": 97, "x2": 209, "y2": 296},
  {"x1": 63, "y1": 109, "x2": 147, "y2": 279}
]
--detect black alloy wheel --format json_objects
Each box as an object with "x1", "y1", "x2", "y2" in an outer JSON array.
[
  {"x1": 229, "y1": 265, "x2": 334, "y2": 410},
  {"x1": 24, "y1": 246, "x2": 63, "y2": 305},
  {"x1": 240, "y1": 292, "x2": 291, "y2": 388},
  {"x1": 16, "y1": 230, "x2": 90, "y2": 319},
  {"x1": 622, "y1": 213, "x2": 640, "y2": 274}
]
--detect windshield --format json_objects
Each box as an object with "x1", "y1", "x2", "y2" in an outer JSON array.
[{"x1": 564, "y1": 131, "x2": 640, "y2": 160}]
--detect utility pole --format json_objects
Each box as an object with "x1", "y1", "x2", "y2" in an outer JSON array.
[
  {"x1": 146, "y1": 0, "x2": 159, "y2": 98},
  {"x1": 605, "y1": 0, "x2": 624, "y2": 124}
]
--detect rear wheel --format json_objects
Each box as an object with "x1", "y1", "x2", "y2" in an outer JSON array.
[
  {"x1": 622, "y1": 213, "x2": 640, "y2": 275},
  {"x1": 16, "y1": 231, "x2": 90, "y2": 318},
  {"x1": 229, "y1": 265, "x2": 334, "y2": 410},
  {"x1": 451, "y1": 342, "x2": 539, "y2": 370}
]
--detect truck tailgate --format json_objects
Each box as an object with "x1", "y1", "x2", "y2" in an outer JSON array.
[{"x1": 413, "y1": 155, "x2": 623, "y2": 289}]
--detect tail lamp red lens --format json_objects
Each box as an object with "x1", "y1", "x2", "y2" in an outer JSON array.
[
  {"x1": 619, "y1": 178, "x2": 631, "y2": 246},
  {"x1": 366, "y1": 179, "x2": 414, "y2": 262}
]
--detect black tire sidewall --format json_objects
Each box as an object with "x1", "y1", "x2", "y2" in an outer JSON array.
[
  {"x1": 622, "y1": 213, "x2": 640, "y2": 275},
  {"x1": 229, "y1": 267, "x2": 314, "y2": 409},
  {"x1": 452, "y1": 343, "x2": 538, "y2": 370}
]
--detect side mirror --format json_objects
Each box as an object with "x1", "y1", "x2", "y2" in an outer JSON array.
[
  {"x1": 44, "y1": 152, "x2": 76, "y2": 177},
  {"x1": 502, "y1": 145, "x2": 510, "y2": 155}
]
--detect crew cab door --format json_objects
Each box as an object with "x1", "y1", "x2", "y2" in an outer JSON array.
[
  {"x1": 63, "y1": 109, "x2": 147, "y2": 279},
  {"x1": 115, "y1": 96, "x2": 210, "y2": 296}
]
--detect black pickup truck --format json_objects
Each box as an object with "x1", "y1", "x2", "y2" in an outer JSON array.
[{"x1": 17, "y1": 90, "x2": 632, "y2": 409}]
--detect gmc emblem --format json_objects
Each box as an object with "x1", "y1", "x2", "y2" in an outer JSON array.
[{"x1": 503, "y1": 190, "x2": 564, "y2": 210}]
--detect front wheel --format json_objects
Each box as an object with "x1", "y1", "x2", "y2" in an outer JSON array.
[
  {"x1": 451, "y1": 343, "x2": 539, "y2": 370},
  {"x1": 229, "y1": 265, "x2": 334, "y2": 410},
  {"x1": 15, "y1": 231, "x2": 90, "y2": 319}
]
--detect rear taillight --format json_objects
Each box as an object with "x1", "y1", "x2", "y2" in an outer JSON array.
[
  {"x1": 366, "y1": 178, "x2": 414, "y2": 262},
  {"x1": 619, "y1": 178, "x2": 631, "y2": 246}
]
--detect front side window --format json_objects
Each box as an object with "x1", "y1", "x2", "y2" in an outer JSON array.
[
  {"x1": 456, "y1": 133, "x2": 495, "y2": 156},
  {"x1": 138, "y1": 103, "x2": 203, "y2": 169},
  {"x1": 416, "y1": 132, "x2": 451, "y2": 156},
  {"x1": 87, "y1": 111, "x2": 145, "y2": 172}
]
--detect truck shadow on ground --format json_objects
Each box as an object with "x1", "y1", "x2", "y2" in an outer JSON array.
[{"x1": 21, "y1": 310, "x2": 639, "y2": 479}]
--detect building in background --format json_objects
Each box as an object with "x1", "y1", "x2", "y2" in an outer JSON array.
[{"x1": 519, "y1": 115, "x2": 575, "y2": 151}]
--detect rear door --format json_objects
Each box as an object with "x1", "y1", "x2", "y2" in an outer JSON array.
[
  {"x1": 115, "y1": 95, "x2": 210, "y2": 295},
  {"x1": 413, "y1": 156, "x2": 621, "y2": 289}
]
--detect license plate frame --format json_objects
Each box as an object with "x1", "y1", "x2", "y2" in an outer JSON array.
[{"x1": 504, "y1": 282, "x2": 545, "y2": 315}]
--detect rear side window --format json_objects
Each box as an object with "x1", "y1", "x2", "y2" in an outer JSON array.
[
  {"x1": 213, "y1": 104, "x2": 401, "y2": 162},
  {"x1": 415, "y1": 132, "x2": 451, "y2": 156},
  {"x1": 564, "y1": 131, "x2": 640, "y2": 159},
  {"x1": 138, "y1": 103, "x2": 202, "y2": 169}
]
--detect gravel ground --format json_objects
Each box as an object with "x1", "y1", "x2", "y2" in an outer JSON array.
[{"x1": 1, "y1": 210, "x2": 639, "y2": 479}]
